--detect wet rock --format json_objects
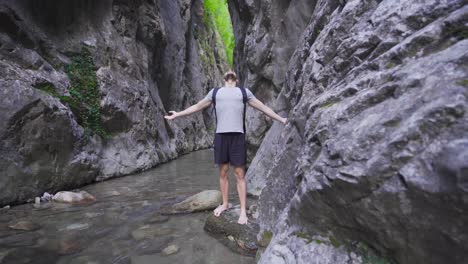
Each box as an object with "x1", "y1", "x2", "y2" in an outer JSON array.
[
  {"x1": 204, "y1": 205, "x2": 259, "y2": 256},
  {"x1": 8, "y1": 220, "x2": 40, "y2": 231},
  {"x1": 135, "y1": 237, "x2": 174, "y2": 255},
  {"x1": 161, "y1": 244, "x2": 179, "y2": 256},
  {"x1": 60, "y1": 223, "x2": 90, "y2": 231},
  {"x1": 131, "y1": 225, "x2": 174, "y2": 241},
  {"x1": 161, "y1": 190, "x2": 222, "y2": 214},
  {"x1": 145, "y1": 214, "x2": 170, "y2": 224},
  {"x1": 0, "y1": 232, "x2": 40, "y2": 247},
  {"x1": 58, "y1": 239, "x2": 82, "y2": 255},
  {"x1": 52, "y1": 191, "x2": 96, "y2": 204},
  {"x1": 2, "y1": 247, "x2": 59, "y2": 264},
  {"x1": 40, "y1": 192, "x2": 53, "y2": 202}
]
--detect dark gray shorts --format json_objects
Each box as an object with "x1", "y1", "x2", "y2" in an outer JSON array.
[{"x1": 213, "y1": 132, "x2": 246, "y2": 166}]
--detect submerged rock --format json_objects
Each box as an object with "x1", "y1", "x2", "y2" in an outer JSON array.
[
  {"x1": 131, "y1": 225, "x2": 174, "y2": 241},
  {"x1": 204, "y1": 205, "x2": 259, "y2": 256},
  {"x1": 8, "y1": 220, "x2": 40, "y2": 231},
  {"x1": 161, "y1": 190, "x2": 222, "y2": 214},
  {"x1": 52, "y1": 191, "x2": 96, "y2": 204},
  {"x1": 161, "y1": 244, "x2": 179, "y2": 256}
]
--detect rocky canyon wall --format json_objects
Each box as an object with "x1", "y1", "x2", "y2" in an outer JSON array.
[
  {"x1": 230, "y1": 0, "x2": 468, "y2": 263},
  {"x1": 0, "y1": 0, "x2": 226, "y2": 206}
]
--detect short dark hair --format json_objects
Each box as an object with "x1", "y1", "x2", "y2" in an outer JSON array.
[{"x1": 223, "y1": 70, "x2": 237, "y2": 82}]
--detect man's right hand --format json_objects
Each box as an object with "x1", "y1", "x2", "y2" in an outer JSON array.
[{"x1": 164, "y1": 111, "x2": 178, "y2": 120}]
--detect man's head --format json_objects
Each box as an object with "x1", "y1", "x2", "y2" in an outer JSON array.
[{"x1": 223, "y1": 70, "x2": 237, "y2": 84}]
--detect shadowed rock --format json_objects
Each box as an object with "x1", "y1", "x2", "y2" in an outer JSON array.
[{"x1": 204, "y1": 205, "x2": 260, "y2": 257}]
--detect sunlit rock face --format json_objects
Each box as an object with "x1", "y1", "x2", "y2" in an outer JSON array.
[
  {"x1": 0, "y1": 0, "x2": 225, "y2": 205},
  {"x1": 230, "y1": 0, "x2": 468, "y2": 263}
]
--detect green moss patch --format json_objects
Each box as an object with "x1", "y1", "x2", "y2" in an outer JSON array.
[
  {"x1": 293, "y1": 231, "x2": 313, "y2": 244},
  {"x1": 357, "y1": 242, "x2": 393, "y2": 264},
  {"x1": 258, "y1": 230, "x2": 273, "y2": 247},
  {"x1": 34, "y1": 82, "x2": 59, "y2": 97},
  {"x1": 61, "y1": 48, "x2": 108, "y2": 138},
  {"x1": 456, "y1": 79, "x2": 468, "y2": 87}
]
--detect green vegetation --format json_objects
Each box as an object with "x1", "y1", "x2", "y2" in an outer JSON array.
[
  {"x1": 61, "y1": 48, "x2": 108, "y2": 138},
  {"x1": 328, "y1": 235, "x2": 341, "y2": 248},
  {"x1": 293, "y1": 231, "x2": 313, "y2": 244},
  {"x1": 258, "y1": 230, "x2": 273, "y2": 247},
  {"x1": 204, "y1": 0, "x2": 235, "y2": 66},
  {"x1": 319, "y1": 101, "x2": 337, "y2": 109},
  {"x1": 34, "y1": 82, "x2": 59, "y2": 97},
  {"x1": 456, "y1": 79, "x2": 468, "y2": 87},
  {"x1": 357, "y1": 242, "x2": 393, "y2": 264}
]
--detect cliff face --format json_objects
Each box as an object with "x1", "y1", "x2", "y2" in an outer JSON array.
[
  {"x1": 0, "y1": 0, "x2": 226, "y2": 205},
  {"x1": 230, "y1": 0, "x2": 468, "y2": 263},
  {"x1": 229, "y1": 0, "x2": 316, "y2": 163}
]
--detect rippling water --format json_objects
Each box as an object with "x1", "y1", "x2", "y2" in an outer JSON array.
[{"x1": 0, "y1": 149, "x2": 255, "y2": 264}]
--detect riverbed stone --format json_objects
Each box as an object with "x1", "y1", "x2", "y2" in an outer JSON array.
[
  {"x1": 8, "y1": 220, "x2": 40, "y2": 231},
  {"x1": 52, "y1": 191, "x2": 97, "y2": 204},
  {"x1": 204, "y1": 205, "x2": 259, "y2": 256},
  {"x1": 161, "y1": 244, "x2": 179, "y2": 256},
  {"x1": 131, "y1": 225, "x2": 174, "y2": 241},
  {"x1": 145, "y1": 214, "x2": 170, "y2": 224},
  {"x1": 161, "y1": 190, "x2": 222, "y2": 214}
]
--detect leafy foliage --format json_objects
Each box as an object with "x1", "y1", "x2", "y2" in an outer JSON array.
[{"x1": 204, "y1": 0, "x2": 235, "y2": 66}]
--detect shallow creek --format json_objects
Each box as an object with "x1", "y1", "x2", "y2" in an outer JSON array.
[{"x1": 0, "y1": 149, "x2": 255, "y2": 264}]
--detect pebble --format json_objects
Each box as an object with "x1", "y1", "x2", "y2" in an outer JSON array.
[
  {"x1": 61, "y1": 223, "x2": 90, "y2": 231},
  {"x1": 161, "y1": 244, "x2": 179, "y2": 256}
]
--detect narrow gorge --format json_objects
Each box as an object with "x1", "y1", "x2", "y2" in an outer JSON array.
[{"x1": 1, "y1": 0, "x2": 467, "y2": 264}]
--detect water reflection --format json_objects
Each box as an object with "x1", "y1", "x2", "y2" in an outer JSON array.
[{"x1": 0, "y1": 150, "x2": 254, "y2": 264}]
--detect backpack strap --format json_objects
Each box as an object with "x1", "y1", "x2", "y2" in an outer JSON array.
[
  {"x1": 211, "y1": 87, "x2": 220, "y2": 126},
  {"x1": 239, "y1": 87, "x2": 248, "y2": 134}
]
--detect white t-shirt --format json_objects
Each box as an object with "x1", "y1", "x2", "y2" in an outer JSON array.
[{"x1": 204, "y1": 87, "x2": 256, "y2": 133}]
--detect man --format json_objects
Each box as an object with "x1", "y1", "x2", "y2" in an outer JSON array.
[{"x1": 164, "y1": 70, "x2": 287, "y2": 224}]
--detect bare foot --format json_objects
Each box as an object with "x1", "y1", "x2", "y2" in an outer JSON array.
[
  {"x1": 237, "y1": 213, "x2": 248, "y2": 225},
  {"x1": 213, "y1": 204, "x2": 230, "y2": 217}
]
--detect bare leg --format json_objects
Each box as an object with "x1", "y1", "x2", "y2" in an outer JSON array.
[
  {"x1": 234, "y1": 165, "x2": 248, "y2": 224},
  {"x1": 214, "y1": 163, "x2": 230, "y2": 217}
]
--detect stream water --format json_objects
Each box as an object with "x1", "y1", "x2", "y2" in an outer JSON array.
[{"x1": 0, "y1": 150, "x2": 255, "y2": 264}]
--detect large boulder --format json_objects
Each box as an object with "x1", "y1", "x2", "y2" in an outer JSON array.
[
  {"x1": 162, "y1": 190, "x2": 222, "y2": 214},
  {"x1": 204, "y1": 205, "x2": 260, "y2": 256},
  {"x1": 230, "y1": 0, "x2": 468, "y2": 263}
]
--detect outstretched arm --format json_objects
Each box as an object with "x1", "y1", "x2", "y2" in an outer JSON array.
[
  {"x1": 248, "y1": 98, "x2": 287, "y2": 124},
  {"x1": 164, "y1": 99, "x2": 212, "y2": 120}
]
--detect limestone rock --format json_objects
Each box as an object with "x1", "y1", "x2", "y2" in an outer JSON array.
[
  {"x1": 162, "y1": 190, "x2": 222, "y2": 214},
  {"x1": 204, "y1": 205, "x2": 260, "y2": 256},
  {"x1": 161, "y1": 244, "x2": 179, "y2": 256},
  {"x1": 8, "y1": 220, "x2": 40, "y2": 231},
  {"x1": 230, "y1": 0, "x2": 468, "y2": 263},
  {"x1": 0, "y1": 0, "x2": 225, "y2": 206},
  {"x1": 52, "y1": 191, "x2": 96, "y2": 204}
]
